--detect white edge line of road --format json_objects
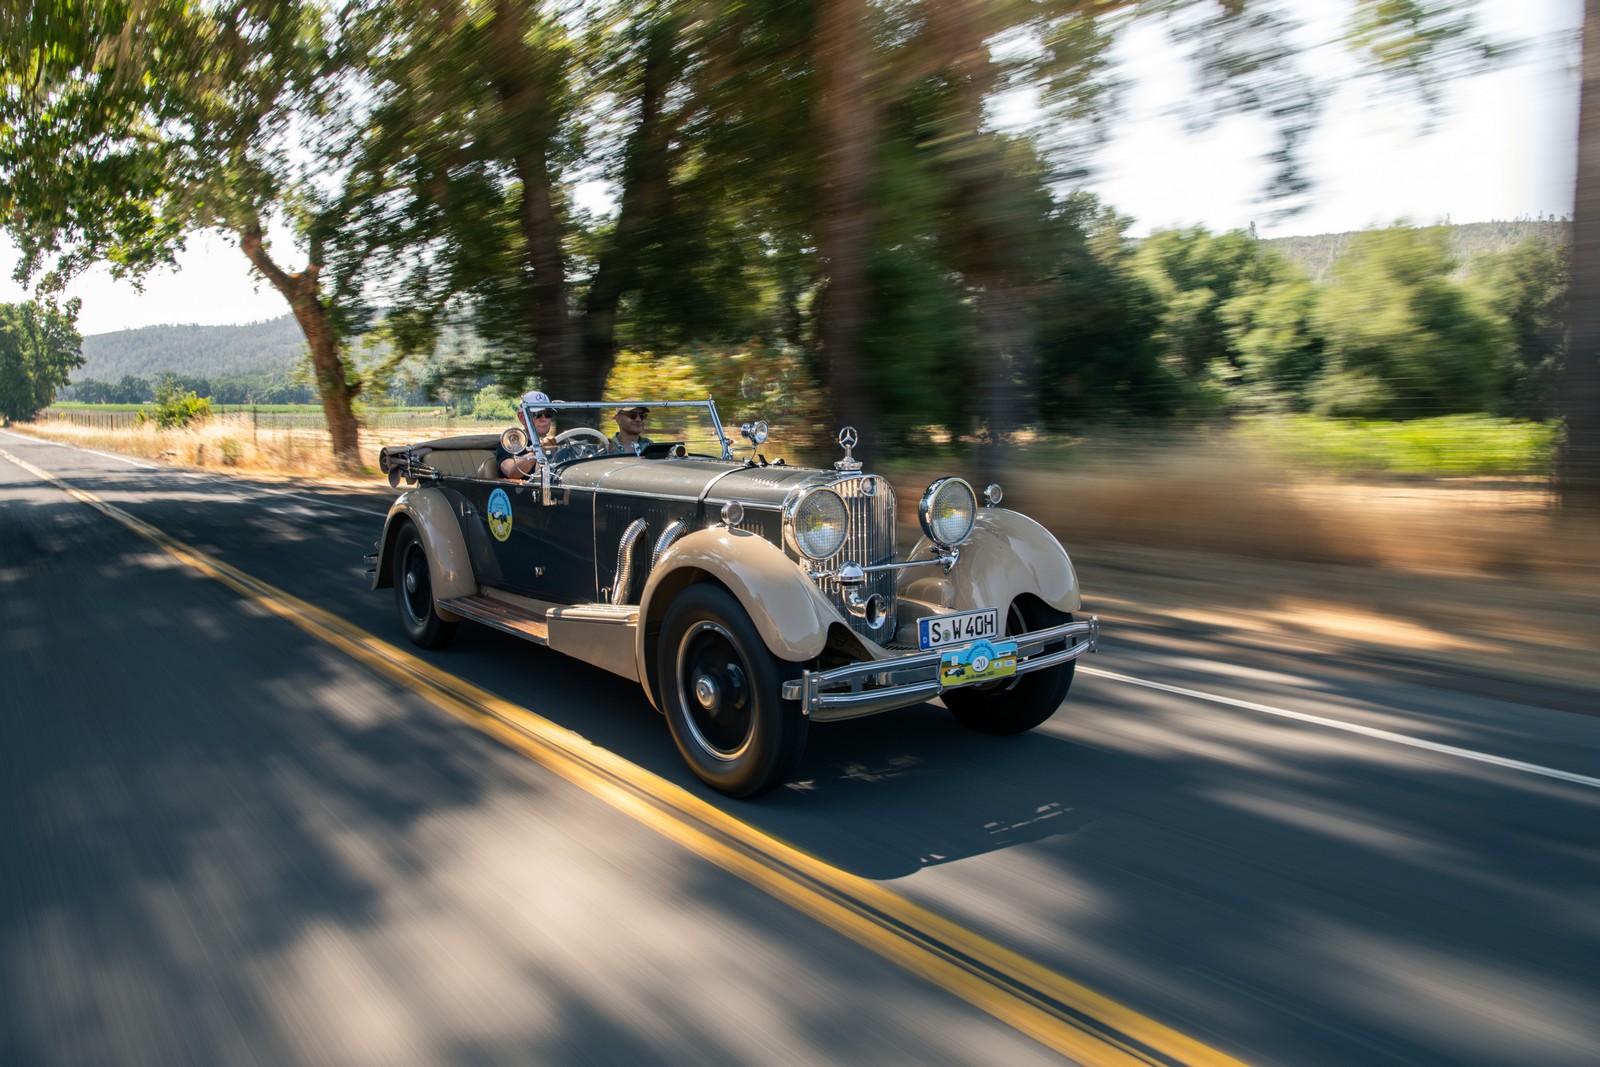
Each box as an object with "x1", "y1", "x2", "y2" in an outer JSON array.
[
  {"x1": 262, "y1": 489, "x2": 390, "y2": 517},
  {"x1": 1081, "y1": 666, "x2": 1600, "y2": 791}
]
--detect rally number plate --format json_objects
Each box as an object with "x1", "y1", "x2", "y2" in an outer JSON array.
[
  {"x1": 918, "y1": 608, "x2": 999, "y2": 650},
  {"x1": 939, "y1": 639, "x2": 1019, "y2": 687}
]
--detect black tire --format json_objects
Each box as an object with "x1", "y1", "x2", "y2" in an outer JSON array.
[
  {"x1": 943, "y1": 599, "x2": 1075, "y2": 735},
  {"x1": 393, "y1": 522, "x2": 459, "y2": 649},
  {"x1": 657, "y1": 584, "x2": 807, "y2": 797}
]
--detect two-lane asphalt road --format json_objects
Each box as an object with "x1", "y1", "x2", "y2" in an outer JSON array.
[{"x1": 4, "y1": 429, "x2": 1597, "y2": 1067}]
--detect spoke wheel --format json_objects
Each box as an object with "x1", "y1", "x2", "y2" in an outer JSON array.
[
  {"x1": 658, "y1": 584, "x2": 806, "y2": 797},
  {"x1": 678, "y1": 621, "x2": 756, "y2": 759},
  {"x1": 393, "y1": 522, "x2": 458, "y2": 649}
]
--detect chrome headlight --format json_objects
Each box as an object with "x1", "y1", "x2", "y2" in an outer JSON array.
[
  {"x1": 919, "y1": 477, "x2": 977, "y2": 548},
  {"x1": 789, "y1": 488, "x2": 849, "y2": 560}
]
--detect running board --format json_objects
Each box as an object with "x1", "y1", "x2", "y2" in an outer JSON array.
[
  {"x1": 438, "y1": 594, "x2": 551, "y2": 644},
  {"x1": 437, "y1": 595, "x2": 639, "y2": 646}
]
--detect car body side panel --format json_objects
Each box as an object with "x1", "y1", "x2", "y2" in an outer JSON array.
[
  {"x1": 900, "y1": 508, "x2": 1080, "y2": 617},
  {"x1": 497, "y1": 481, "x2": 595, "y2": 602},
  {"x1": 374, "y1": 488, "x2": 477, "y2": 615}
]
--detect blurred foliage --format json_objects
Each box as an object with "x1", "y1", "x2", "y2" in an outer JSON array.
[
  {"x1": 1036, "y1": 197, "x2": 1174, "y2": 423},
  {"x1": 1264, "y1": 217, "x2": 1570, "y2": 284},
  {"x1": 1312, "y1": 226, "x2": 1506, "y2": 418},
  {"x1": 51, "y1": 214, "x2": 1573, "y2": 459},
  {"x1": 1471, "y1": 237, "x2": 1568, "y2": 422},
  {"x1": 5, "y1": 0, "x2": 1551, "y2": 478},
  {"x1": 1345, "y1": 0, "x2": 1518, "y2": 115},
  {"x1": 1235, "y1": 414, "x2": 1559, "y2": 477},
  {"x1": 468, "y1": 385, "x2": 517, "y2": 422},
  {"x1": 604, "y1": 345, "x2": 830, "y2": 454}
]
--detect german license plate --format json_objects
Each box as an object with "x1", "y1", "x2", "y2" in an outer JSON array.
[
  {"x1": 939, "y1": 639, "x2": 1018, "y2": 687},
  {"x1": 918, "y1": 607, "x2": 999, "y2": 650}
]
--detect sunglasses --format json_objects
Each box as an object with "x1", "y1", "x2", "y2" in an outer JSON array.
[
  {"x1": 621, "y1": 410, "x2": 649, "y2": 419},
  {"x1": 531, "y1": 409, "x2": 554, "y2": 419}
]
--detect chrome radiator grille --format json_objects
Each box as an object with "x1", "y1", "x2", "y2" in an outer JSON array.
[{"x1": 806, "y1": 474, "x2": 898, "y2": 643}]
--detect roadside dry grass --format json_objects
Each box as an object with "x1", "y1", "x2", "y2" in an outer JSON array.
[
  {"x1": 887, "y1": 438, "x2": 1598, "y2": 697},
  {"x1": 12, "y1": 417, "x2": 1597, "y2": 696},
  {"x1": 15, "y1": 413, "x2": 447, "y2": 484}
]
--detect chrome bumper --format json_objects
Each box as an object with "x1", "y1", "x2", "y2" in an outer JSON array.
[{"x1": 781, "y1": 616, "x2": 1099, "y2": 721}]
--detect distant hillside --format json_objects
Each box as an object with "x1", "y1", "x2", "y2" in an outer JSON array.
[
  {"x1": 76, "y1": 315, "x2": 307, "y2": 382},
  {"x1": 1262, "y1": 218, "x2": 1570, "y2": 283}
]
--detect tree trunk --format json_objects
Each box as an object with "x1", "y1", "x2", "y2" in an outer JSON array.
[
  {"x1": 816, "y1": 0, "x2": 880, "y2": 460},
  {"x1": 239, "y1": 223, "x2": 363, "y2": 475},
  {"x1": 921, "y1": 0, "x2": 1035, "y2": 483},
  {"x1": 486, "y1": 0, "x2": 575, "y2": 397},
  {"x1": 1560, "y1": 0, "x2": 1600, "y2": 514},
  {"x1": 582, "y1": 17, "x2": 681, "y2": 398},
  {"x1": 514, "y1": 143, "x2": 576, "y2": 393}
]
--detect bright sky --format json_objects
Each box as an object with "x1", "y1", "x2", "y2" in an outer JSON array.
[{"x1": 0, "y1": 0, "x2": 1582, "y2": 337}]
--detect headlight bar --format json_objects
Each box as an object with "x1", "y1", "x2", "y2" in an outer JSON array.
[{"x1": 810, "y1": 550, "x2": 960, "y2": 584}]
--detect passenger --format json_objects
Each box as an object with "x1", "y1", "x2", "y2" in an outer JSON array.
[
  {"x1": 498, "y1": 390, "x2": 556, "y2": 479},
  {"x1": 608, "y1": 405, "x2": 654, "y2": 456}
]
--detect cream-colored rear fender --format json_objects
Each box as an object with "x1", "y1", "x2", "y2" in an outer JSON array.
[
  {"x1": 372, "y1": 488, "x2": 476, "y2": 618},
  {"x1": 900, "y1": 508, "x2": 1080, "y2": 618},
  {"x1": 637, "y1": 526, "x2": 845, "y2": 706}
]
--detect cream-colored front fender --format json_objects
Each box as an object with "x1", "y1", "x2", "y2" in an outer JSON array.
[
  {"x1": 900, "y1": 508, "x2": 1080, "y2": 618},
  {"x1": 373, "y1": 488, "x2": 476, "y2": 617},
  {"x1": 637, "y1": 527, "x2": 842, "y2": 704}
]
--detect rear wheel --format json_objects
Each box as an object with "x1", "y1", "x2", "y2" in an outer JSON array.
[
  {"x1": 393, "y1": 522, "x2": 458, "y2": 649},
  {"x1": 943, "y1": 599, "x2": 1075, "y2": 735},
  {"x1": 657, "y1": 584, "x2": 806, "y2": 797}
]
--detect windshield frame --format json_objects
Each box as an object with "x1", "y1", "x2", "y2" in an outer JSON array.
[{"x1": 519, "y1": 397, "x2": 733, "y2": 465}]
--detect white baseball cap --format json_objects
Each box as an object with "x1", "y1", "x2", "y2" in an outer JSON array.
[{"x1": 521, "y1": 390, "x2": 550, "y2": 407}]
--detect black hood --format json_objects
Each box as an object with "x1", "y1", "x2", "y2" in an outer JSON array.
[{"x1": 559, "y1": 454, "x2": 832, "y2": 506}]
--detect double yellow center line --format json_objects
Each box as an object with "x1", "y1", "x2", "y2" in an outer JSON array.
[{"x1": 3, "y1": 447, "x2": 1252, "y2": 1067}]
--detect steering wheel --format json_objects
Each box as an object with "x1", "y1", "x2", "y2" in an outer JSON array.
[
  {"x1": 554, "y1": 426, "x2": 610, "y2": 449},
  {"x1": 548, "y1": 425, "x2": 611, "y2": 465}
]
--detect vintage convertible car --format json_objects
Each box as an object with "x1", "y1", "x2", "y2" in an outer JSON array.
[{"x1": 368, "y1": 397, "x2": 1098, "y2": 796}]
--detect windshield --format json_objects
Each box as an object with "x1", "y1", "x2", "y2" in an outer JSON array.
[{"x1": 528, "y1": 399, "x2": 739, "y2": 461}]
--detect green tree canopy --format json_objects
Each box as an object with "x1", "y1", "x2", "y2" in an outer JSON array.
[
  {"x1": 0, "y1": 300, "x2": 85, "y2": 422},
  {"x1": 1472, "y1": 236, "x2": 1568, "y2": 421},
  {"x1": 1313, "y1": 225, "x2": 1508, "y2": 418},
  {"x1": 1, "y1": 0, "x2": 369, "y2": 470}
]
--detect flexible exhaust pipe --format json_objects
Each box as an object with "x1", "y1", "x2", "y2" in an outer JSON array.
[{"x1": 610, "y1": 518, "x2": 650, "y2": 605}]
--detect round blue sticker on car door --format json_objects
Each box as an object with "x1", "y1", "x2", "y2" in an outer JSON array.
[{"x1": 487, "y1": 487, "x2": 513, "y2": 541}]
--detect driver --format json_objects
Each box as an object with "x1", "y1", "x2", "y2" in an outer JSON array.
[
  {"x1": 498, "y1": 390, "x2": 556, "y2": 479},
  {"x1": 608, "y1": 405, "x2": 654, "y2": 456}
]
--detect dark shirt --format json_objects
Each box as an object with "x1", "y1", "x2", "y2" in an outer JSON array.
[
  {"x1": 495, "y1": 439, "x2": 536, "y2": 479},
  {"x1": 609, "y1": 432, "x2": 654, "y2": 456}
]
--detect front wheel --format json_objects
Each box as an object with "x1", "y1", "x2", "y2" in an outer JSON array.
[
  {"x1": 943, "y1": 600, "x2": 1075, "y2": 735},
  {"x1": 657, "y1": 584, "x2": 806, "y2": 797},
  {"x1": 393, "y1": 522, "x2": 458, "y2": 649}
]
